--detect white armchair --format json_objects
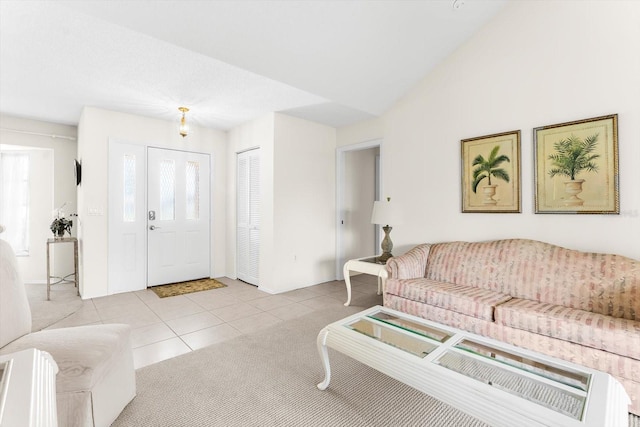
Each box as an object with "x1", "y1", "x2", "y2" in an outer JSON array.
[{"x1": 0, "y1": 238, "x2": 136, "y2": 427}]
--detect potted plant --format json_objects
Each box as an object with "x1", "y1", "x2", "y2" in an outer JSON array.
[
  {"x1": 472, "y1": 145, "x2": 510, "y2": 205},
  {"x1": 50, "y1": 203, "x2": 73, "y2": 238},
  {"x1": 547, "y1": 133, "x2": 599, "y2": 206}
]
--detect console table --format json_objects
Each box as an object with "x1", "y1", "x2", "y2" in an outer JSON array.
[
  {"x1": 46, "y1": 237, "x2": 79, "y2": 300},
  {"x1": 317, "y1": 306, "x2": 630, "y2": 427},
  {"x1": 342, "y1": 256, "x2": 387, "y2": 306}
]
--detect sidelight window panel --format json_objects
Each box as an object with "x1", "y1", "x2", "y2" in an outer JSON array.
[
  {"x1": 123, "y1": 154, "x2": 136, "y2": 222},
  {"x1": 186, "y1": 161, "x2": 200, "y2": 220}
]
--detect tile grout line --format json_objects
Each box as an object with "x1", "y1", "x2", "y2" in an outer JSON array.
[{"x1": 36, "y1": 279, "x2": 384, "y2": 369}]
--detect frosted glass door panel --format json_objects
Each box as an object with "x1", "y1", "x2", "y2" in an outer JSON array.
[
  {"x1": 186, "y1": 161, "x2": 200, "y2": 220},
  {"x1": 123, "y1": 154, "x2": 136, "y2": 222},
  {"x1": 159, "y1": 160, "x2": 175, "y2": 221}
]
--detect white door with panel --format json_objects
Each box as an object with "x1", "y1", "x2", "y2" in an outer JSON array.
[
  {"x1": 108, "y1": 140, "x2": 147, "y2": 294},
  {"x1": 236, "y1": 148, "x2": 260, "y2": 286},
  {"x1": 147, "y1": 148, "x2": 210, "y2": 286}
]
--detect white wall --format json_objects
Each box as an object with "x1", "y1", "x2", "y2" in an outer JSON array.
[
  {"x1": 337, "y1": 0, "x2": 640, "y2": 260},
  {"x1": 226, "y1": 113, "x2": 336, "y2": 293},
  {"x1": 226, "y1": 113, "x2": 275, "y2": 286},
  {"x1": 337, "y1": 118, "x2": 384, "y2": 150},
  {"x1": 78, "y1": 107, "x2": 227, "y2": 299},
  {"x1": 271, "y1": 113, "x2": 336, "y2": 292},
  {"x1": 0, "y1": 115, "x2": 77, "y2": 282}
]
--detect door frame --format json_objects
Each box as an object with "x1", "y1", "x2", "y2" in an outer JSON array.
[
  {"x1": 335, "y1": 139, "x2": 383, "y2": 280},
  {"x1": 107, "y1": 141, "x2": 214, "y2": 294}
]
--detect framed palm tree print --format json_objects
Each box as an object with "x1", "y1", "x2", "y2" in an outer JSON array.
[
  {"x1": 461, "y1": 130, "x2": 521, "y2": 213},
  {"x1": 534, "y1": 114, "x2": 618, "y2": 214}
]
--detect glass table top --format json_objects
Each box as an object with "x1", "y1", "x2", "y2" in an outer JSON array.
[
  {"x1": 368, "y1": 311, "x2": 452, "y2": 343},
  {"x1": 345, "y1": 311, "x2": 452, "y2": 358},
  {"x1": 434, "y1": 339, "x2": 589, "y2": 420},
  {"x1": 341, "y1": 308, "x2": 592, "y2": 421},
  {"x1": 359, "y1": 257, "x2": 386, "y2": 265},
  {"x1": 453, "y1": 338, "x2": 590, "y2": 391}
]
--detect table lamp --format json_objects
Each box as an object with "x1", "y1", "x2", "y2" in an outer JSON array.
[{"x1": 371, "y1": 197, "x2": 401, "y2": 263}]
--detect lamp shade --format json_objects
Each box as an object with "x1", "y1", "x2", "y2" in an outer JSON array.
[{"x1": 371, "y1": 199, "x2": 401, "y2": 226}]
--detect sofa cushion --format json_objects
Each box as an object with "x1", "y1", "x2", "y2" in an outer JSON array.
[
  {"x1": 385, "y1": 278, "x2": 511, "y2": 321},
  {"x1": 424, "y1": 239, "x2": 640, "y2": 321},
  {"x1": 0, "y1": 323, "x2": 132, "y2": 393},
  {"x1": 495, "y1": 298, "x2": 640, "y2": 360}
]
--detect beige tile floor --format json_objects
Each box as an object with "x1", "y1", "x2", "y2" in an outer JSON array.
[{"x1": 34, "y1": 274, "x2": 382, "y2": 369}]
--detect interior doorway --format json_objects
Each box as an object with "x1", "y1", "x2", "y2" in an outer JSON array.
[{"x1": 336, "y1": 140, "x2": 382, "y2": 280}]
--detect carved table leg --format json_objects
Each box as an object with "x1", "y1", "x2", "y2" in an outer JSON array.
[
  {"x1": 316, "y1": 328, "x2": 331, "y2": 390},
  {"x1": 46, "y1": 241, "x2": 51, "y2": 301},
  {"x1": 343, "y1": 262, "x2": 352, "y2": 306}
]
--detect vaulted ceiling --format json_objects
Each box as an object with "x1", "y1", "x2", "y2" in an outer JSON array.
[{"x1": 0, "y1": 0, "x2": 507, "y2": 131}]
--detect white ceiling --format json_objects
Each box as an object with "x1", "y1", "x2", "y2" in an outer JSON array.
[{"x1": 0, "y1": 0, "x2": 507, "y2": 131}]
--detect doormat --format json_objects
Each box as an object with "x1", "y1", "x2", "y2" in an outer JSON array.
[{"x1": 150, "y1": 278, "x2": 227, "y2": 298}]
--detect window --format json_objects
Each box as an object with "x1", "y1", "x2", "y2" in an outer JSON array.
[
  {"x1": 159, "y1": 159, "x2": 175, "y2": 220},
  {"x1": 186, "y1": 161, "x2": 200, "y2": 220},
  {"x1": 0, "y1": 153, "x2": 30, "y2": 255},
  {"x1": 123, "y1": 155, "x2": 136, "y2": 222}
]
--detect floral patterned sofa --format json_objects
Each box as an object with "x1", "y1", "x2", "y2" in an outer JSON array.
[{"x1": 384, "y1": 239, "x2": 640, "y2": 415}]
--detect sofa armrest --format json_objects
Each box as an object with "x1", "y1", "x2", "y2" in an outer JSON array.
[{"x1": 386, "y1": 244, "x2": 431, "y2": 279}]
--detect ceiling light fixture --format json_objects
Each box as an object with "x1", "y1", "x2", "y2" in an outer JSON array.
[{"x1": 178, "y1": 107, "x2": 189, "y2": 137}]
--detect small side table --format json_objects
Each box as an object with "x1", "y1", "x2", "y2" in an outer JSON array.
[
  {"x1": 343, "y1": 256, "x2": 388, "y2": 306},
  {"x1": 46, "y1": 237, "x2": 79, "y2": 300}
]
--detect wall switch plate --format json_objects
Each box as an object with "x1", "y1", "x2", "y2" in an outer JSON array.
[{"x1": 87, "y1": 207, "x2": 104, "y2": 216}]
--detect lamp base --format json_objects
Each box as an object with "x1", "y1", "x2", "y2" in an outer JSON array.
[
  {"x1": 377, "y1": 225, "x2": 393, "y2": 263},
  {"x1": 377, "y1": 252, "x2": 392, "y2": 264}
]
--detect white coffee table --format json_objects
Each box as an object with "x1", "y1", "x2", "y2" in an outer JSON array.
[
  {"x1": 342, "y1": 256, "x2": 387, "y2": 306},
  {"x1": 316, "y1": 306, "x2": 630, "y2": 427}
]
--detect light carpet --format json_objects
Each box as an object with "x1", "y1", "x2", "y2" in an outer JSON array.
[
  {"x1": 111, "y1": 306, "x2": 640, "y2": 427},
  {"x1": 113, "y1": 306, "x2": 489, "y2": 426}
]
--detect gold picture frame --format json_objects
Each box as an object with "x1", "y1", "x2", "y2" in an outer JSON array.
[
  {"x1": 534, "y1": 114, "x2": 619, "y2": 214},
  {"x1": 461, "y1": 130, "x2": 521, "y2": 213}
]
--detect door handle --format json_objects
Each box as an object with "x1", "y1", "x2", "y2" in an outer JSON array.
[{"x1": 149, "y1": 225, "x2": 161, "y2": 230}]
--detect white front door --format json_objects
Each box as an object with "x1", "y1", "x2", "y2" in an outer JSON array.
[
  {"x1": 236, "y1": 148, "x2": 260, "y2": 286},
  {"x1": 147, "y1": 147, "x2": 210, "y2": 286}
]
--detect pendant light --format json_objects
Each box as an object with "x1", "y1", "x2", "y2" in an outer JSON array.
[{"x1": 178, "y1": 107, "x2": 189, "y2": 137}]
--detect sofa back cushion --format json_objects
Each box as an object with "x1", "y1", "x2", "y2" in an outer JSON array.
[
  {"x1": 425, "y1": 239, "x2": 639, "y2": 321},
  {"x1": 0, "y1": 238, "x2": 32, "y2": 347}
]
